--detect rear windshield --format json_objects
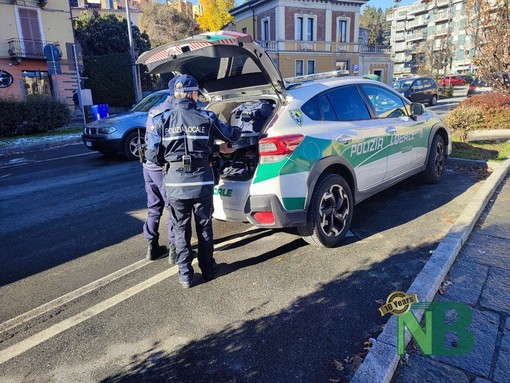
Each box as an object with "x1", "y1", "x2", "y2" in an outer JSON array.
[
  {"x1": 392, "y1": 79, "x2": 413, "y2": 90},
  {"x1": 130, "y1": 93, "x2": 168, "y2": 112}
]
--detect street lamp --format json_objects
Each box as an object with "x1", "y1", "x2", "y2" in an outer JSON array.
[{"x1": 125, "y1": 0, "x2": 141, "y2": 102}]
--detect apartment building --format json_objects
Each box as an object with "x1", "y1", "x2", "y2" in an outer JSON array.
[
  {"x1": 193, "y1": 3, "x2": 203, "y2": 19},
  {"x1": 70, "y1": 0, "x2": 144, "y2": 27},
  {"x1": 0, "y1": 0, "x2": 78, "y2": 106},
  {"x1": 387, "y1": 0, "x2": 473, "y2": 77},
  {"x1": 229, "y1": 0, "x2": 394, "y2": 83},
  {"x1": 168, "y1": 0, "x2": 193, "y2": 19}
]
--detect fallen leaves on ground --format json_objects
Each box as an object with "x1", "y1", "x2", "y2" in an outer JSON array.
[{"x1": 438, "y1": 279, "x2": 453, "y2": 295}]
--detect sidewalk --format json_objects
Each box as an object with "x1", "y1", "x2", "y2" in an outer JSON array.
[
  {"x1": 0, "y1": 122, "x2": 84, "y2": 157},
  {"x1": 351, "y1": 160, "x2": 510, "y2": 383},
  {"x1": 394, "y1": 175, "x2": 510, "y2": 382}
]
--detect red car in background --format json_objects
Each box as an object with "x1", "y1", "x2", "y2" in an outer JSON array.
[{"x1": 439, "y1": 75, "x2": 466, "y2": 86}]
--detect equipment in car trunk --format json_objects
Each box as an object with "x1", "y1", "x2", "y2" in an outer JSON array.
[{"x1": 230, "y1": 100, "x2": 274, "y2": 150}]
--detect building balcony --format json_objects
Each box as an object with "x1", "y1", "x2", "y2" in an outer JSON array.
[
  {"x1": 359, "y1": 45, "x2": 391, "y2": 54},
  {"x1": 394, "y1": 43, "x2": 407, "y2": 52},
  {"x1": 8, "y1": 38, "x2": 61, "y2": 60},
  {"x1": 435, "y1": 28, "x2": 449, "y2": 37},
  {"x1": 255, "y1": 40, "x2": 390, "y2": 55},
  {"x1": 434, "y1": 12, "x2": 451, "y2": 23},
  {"x1": 407, "y1": 31, "x2": 427, "y2": 41},
  {"x1": 407, "y1": 18, "x2": 428, "y2": 29},
  {"x1": 257, "y1": 40, "x2": 278, "y2": 51},
  {"x1": 395, "y1": 33, "x2": 406, "y2": 41},
  {"x1": 407, "y1": 3, "x2": 428, "y2": 15},
  {"x1": 436, "y1": 0, "x2": 451, "y2": 8}
]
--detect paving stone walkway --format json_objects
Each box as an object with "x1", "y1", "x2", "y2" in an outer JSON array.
[{"x1": 395, "y1": 176, "x2": 510, "y2": 383}]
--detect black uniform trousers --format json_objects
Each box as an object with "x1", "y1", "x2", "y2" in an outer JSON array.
[{"x1": 167, "y1": 193, "x2": 215, "y2": 283}]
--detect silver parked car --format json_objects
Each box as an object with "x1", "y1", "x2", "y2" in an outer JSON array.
[{"x1": 82, "y1": 90, "x2": 170, "y2": 160}]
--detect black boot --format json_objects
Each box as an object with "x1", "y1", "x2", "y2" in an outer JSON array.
[
  {"x1": 146, "y1": 239, "x2": 167, "y2": 261},
  {"x1": 168, "y1": 243, "x2": 177, "y2": 265}
]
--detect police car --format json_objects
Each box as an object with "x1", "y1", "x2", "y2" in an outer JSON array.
[{"x1": 137, "y1": 31, "x2": 451, "y2": 247}]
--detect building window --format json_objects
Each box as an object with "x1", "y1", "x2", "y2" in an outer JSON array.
[
  {"x1": 295, "y1": 15, "x2": 316, "y2": 41},
  {"x1": 307, "y1": 18, "x2": 314, "y2": 41},
  {"x1": 337, "y1": 18, "x2": 350, "y2": 43},
  {"x1": 296, "y1": 17, "x2": 303, "y2": 41},
  {"x1": 22, "y1": 71, "x2": 52, "y2": 97},
  {"x1": 296, "y1": 60, "x2": 304, "y2": 76},
  {"x1": 17, "y1": 7, "x2": 43, "y2": 57},
  {"x1": 261, "y1": 18, "x2": 270, "y2": 41},
  {"x1": 307, "y1": 60, "x2": 315, "y2": 75},
  {"x1": 242, "y1": 27, "x2": 247, "y2": 34},
  {"x1": 336, "y1": 61, "x2": 349, "y2": 71}
]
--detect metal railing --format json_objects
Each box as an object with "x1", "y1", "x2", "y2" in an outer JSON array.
[
  {"x1": 254, "y1": 40, "x2": 390, "y2": 55},
  {"x1": 7, "y1": 38, "x2": 61, "y2": 60}
]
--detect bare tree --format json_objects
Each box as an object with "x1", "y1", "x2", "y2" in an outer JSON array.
[
  {"x1": 465, "y1": 0, "x2": 510, "y2": 92},
  {"x1": 139, "y1": 2, "x2": 199, "y2": 48}
]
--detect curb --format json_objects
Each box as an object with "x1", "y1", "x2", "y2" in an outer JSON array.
[
  {"x1": 467, "y1": 129, "x2": 510, "y2": 142},
  {"x1": 351, "y1": 157, "x2": 510, "y2": 383}
]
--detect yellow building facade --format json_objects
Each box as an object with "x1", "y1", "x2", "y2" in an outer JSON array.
[
  {"x1": 0, "y1": 0, "x2": 78, "y2": 106},
  {"x1": 229, "y1": 0, "x2": 393, "y2": 83}
]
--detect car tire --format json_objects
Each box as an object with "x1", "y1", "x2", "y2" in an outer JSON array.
[
  {"x1": 123, "y1": 130, "x2": 144, "y2": 161},
  {"x1": 297, "y1": 173, "x2": 353, "y2": 248},
  {"x1": 421, "y1": 134, "x2": 445, "y2": 184},
  {"x1": 429, "y1": 95, "x2": 438, "y2": 106}
]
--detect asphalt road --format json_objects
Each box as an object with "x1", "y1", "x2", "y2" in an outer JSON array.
[{"x1": 0, "y1": 142, "x2": 488, "y2": 382}]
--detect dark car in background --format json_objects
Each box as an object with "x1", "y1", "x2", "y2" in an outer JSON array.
[
  {"x1": 392, "y1": 76, "x2": 439, "y2": 106},
  {"x1": 467, "y1": 73, "x2": 510, "y2": 97},
  {"x1": 82, "y1": 90, "x2": 170, "y2": 160}
]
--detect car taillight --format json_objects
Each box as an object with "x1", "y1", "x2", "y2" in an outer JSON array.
[
  {"x1": 258, "y1": 134, "x2": 304, "y2": 164},
  {"x1": 469, "y1": 84, "x2": 477, "y2": 91},
  {"x1": 253, "y1": 212, "x2": 275, "y2": 225}
]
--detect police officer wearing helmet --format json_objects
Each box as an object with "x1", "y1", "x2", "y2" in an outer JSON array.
[
  {"x1": 142, "y1": 78, "x2": 177, "y2": 262},
  {"x1": 146, "y1": 74, "x2": 241, "y2": 288}
]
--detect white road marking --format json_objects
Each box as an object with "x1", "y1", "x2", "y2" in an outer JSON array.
[
  {"x1": 0, "y1": 226, "x2": 266, "y2": 363},
  {"x1": 0, "y1": 260, "x2": 148, "y2": 335},
  {"x1": 0, "y1": 264, "x2": 185, "y2": 365},
  {"x1": 0, "y1": 152, "x2": 96, "y2": 170}
]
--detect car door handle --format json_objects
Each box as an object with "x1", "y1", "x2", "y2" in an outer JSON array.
[
  {"x1": 337, "y1": 135, "x2": 352, "y2": 144},
  {"x1": 386, "y1": 127, "x2": 396, "y2": 134}
]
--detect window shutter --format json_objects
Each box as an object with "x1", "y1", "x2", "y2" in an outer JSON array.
[{"x1": 18, "y1": 8, "x2": 42, "y2": 57}]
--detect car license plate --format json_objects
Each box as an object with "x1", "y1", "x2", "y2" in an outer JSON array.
[{"x1": 85, "y1": 141, "x2": 92, "y2": 147}]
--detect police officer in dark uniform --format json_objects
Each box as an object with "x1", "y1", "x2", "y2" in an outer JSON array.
[
  {"x1": 146, "y1": 74, "x2": 241, "y2": 288},
  {"x1": 142, "y1": 78, "x2": 177, "y2": 262}
]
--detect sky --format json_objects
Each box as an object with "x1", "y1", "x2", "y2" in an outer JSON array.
[
  {"x1": 363, "y1": 0, "x2": 416, "y2": 11},
  {"x1": 157, "y1": 0, "x2": 416, "y2": 10}
]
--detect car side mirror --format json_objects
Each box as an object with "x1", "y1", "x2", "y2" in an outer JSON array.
[{"x1": 410, "y1": 103, "x2": 424, "y2": 120}]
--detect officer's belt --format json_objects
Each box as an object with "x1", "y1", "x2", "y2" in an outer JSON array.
[{"x1": 168, "y1": 159, "x2": 209, "y2": 168}]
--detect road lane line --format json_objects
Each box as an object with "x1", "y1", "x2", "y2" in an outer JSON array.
[
  {"x1": 0, "y1": 260, "x2": 148, "y2": 335},
  {"x1": 0, "y1": 226, "x2": 264, "y2": 337},
  {"x1": 0, "y1": 264, "x2": 186, "y2": 365},
  {"x1": 0, "y1": 152, "x2": 96, "y2": 170}
]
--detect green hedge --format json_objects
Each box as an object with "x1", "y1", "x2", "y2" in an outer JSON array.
[
  {"x1": 0, "y1": 96, "x2": 71, "y2": 137},
  {"x1": 83, "y1": 52, "x2": 135, "y2": 107}
]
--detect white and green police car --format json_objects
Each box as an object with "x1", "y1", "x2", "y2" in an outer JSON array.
[{"x1": 137, "y1": 31, "x2": 451, "y2": 248}]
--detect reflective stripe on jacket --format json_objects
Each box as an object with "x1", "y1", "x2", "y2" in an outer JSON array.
[{"x1": 147, "y1": 98, "x2": 241, "y2": 199}]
